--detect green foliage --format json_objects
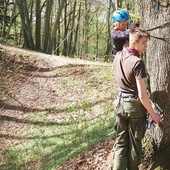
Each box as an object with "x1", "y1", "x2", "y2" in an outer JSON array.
[{"x1": 129, "y1": 13, "x2": 139, "y2": 22}]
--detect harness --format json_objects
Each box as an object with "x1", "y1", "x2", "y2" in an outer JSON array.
[{"x1": 115, "y1": 90, "x2": 146, "y2": 125}]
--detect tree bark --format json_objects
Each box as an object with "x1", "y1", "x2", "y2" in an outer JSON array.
[
  {"x1": 5, "y1": 0, "x2": 18, "y2": 41},
  {"x1": 48, "y1": 0, "x2": 66, "y2": 54},
  {"x1": 17, "y1": 0, "x2": 35, "y2": 49},
  {"x1": 68, "y1": 0, "x2": 76, "y2": 57},
  {"x1": 138, "y1": 0, "x2": 170, "y2": 145},
  {"x1": 43, "y1": 0, "x2": 53, "y2": 52},
  {"x1": 72, "y1": 2, "x2": 81, "y2": 58},
  {"x1": 104, "y1": 0, "x2": 114, "y2": 61},
  {"x1": 35, "y1": 0, "x2": 41, "y2": 50}
]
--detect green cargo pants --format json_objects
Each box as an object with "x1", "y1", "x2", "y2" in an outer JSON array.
[{"x1": 113, "y1": 97, "x2": 147, "y2": 170}]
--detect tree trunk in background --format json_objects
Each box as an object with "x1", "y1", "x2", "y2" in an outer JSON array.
[
  {"x1": 48, "y1": 0, "x2": 66, "y2": 54},
  {"x1": 73, "y1": 2, "x2": 81, "y2": 58},
  {"x1": 43, "y1": 0, "x2": 53, "y2": 52},
  {"x1": 68, "y1": 0, "x2": 76, "y2": 58},
  {"x1": 17, "y1": 0, "x2": 35, "y2": 49},
  {"x1": 62, "y1": 1, "x2": 68, "y2": 56},
  {"x1": 5, "y1": 0, "x2": 17, "y2": 42},
  {"x1": 115, "y1": 0, "x2": 122, "y2": 9},
  {"x1": 84, "y1": 0, "x2": 90, "y2": 57},
  {"x1": 138, "y1": 0, "x2": 170, "y2": 145},
  {"x1": 95, "y1": 10, "x2": 99, "y2": 60},
  {"x1": 35, "y1": 0, "x2": 41, "y2": 50},
  {"x1": 1, "y1": 0, "x2": 8, "y2": 37},
  {"x1": 104, "y1": 0, "x2": 115, "y2": 61}
]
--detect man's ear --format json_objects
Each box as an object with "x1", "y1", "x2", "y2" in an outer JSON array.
[{"x1": 132, "y1": 40, "x2": 136, "y2": 47}]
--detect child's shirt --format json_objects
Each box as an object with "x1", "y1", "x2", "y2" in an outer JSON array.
[{"x1": 110, "y1": 28, "x2": 130, "y2": 55}]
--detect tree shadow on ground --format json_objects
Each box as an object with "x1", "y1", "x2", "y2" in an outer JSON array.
[{"x1": 0, "y1": 120, "x2": 115, "y2": 170}]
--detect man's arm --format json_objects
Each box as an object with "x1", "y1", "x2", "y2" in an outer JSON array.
[{"x1": 136, "y1": 78, "x2": 161, "y2": 123}]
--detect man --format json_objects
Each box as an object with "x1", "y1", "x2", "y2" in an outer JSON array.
[{"x1": 113, "y1": 28, "x2": 161, "y2": 170}]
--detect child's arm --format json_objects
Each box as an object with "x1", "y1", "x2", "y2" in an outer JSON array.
[{"x1": 111, "y1": 29, "x2": 130, "y2": 39}]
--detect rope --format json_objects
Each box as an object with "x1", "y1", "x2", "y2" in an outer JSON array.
[
  {"x1": 150, "y1": 35, "x2": 170, "y2": 43},
  {"x1": 146, "y1": 21, "x2": 170, "y2": 42},
  {"x1": 147, "y1": 21, "x2": 170, "y2": 31}
]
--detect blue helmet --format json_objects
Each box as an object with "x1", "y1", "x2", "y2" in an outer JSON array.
[{"x1": 112, "y1": 9, "x2": 130, "y2": 22}]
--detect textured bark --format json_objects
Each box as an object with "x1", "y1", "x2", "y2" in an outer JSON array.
[
  {"x1": 17, "y1": 0, "x2": 35, "y2": 49},
  {"x1": 72, "y1": 2, "x2": 81, "y2": 58},
  {"x1": 35, "y1": 0, "x2": 41, "y2": 50},
  {"x1": 68, "y1": 0, "x2": 76, "y2": 57},
  {"x1": 43, "y1": 0, "x2": 53, "y2": 52},
  {"x1": 138, "y1": 0, "x2": 170, "y2": 145},
  {"x1": 48, "y1": 0, "x2": 66, "y2": 54}
]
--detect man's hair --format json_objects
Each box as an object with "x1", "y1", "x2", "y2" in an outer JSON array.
[{"x1": 129, "y1": 28, "x2": 150, "y2": 42}]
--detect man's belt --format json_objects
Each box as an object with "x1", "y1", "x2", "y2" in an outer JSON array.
[{"x1": 116, "y1": 90, "x2": 138, "y2": 99}]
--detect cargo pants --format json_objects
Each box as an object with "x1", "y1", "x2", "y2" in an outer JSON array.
[{"x1": 113, "y1": 97, "x2": 147, "y2": 170}]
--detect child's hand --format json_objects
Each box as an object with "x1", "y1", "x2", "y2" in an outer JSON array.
[{"x1": 130, "y1": 22, "x2": 140, "y2": 29}]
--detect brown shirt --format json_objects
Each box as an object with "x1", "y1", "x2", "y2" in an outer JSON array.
[{"x1": 113, "y1": 48, "x2": 147, "y2": 95}]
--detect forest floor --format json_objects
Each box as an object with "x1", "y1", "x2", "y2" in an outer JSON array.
[{"x1": 0, "y1": 43, "x2": 116, "y2": 170}]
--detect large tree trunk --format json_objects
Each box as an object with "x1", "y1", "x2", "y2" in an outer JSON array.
[{"x1": 138, "y1": 0, "x2": 170, "y2": 145}]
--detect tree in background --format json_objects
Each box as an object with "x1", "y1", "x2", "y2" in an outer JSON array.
[
  {"x1": 0, "y1": 0, "x2": 13, "y2": 37},
  {"x1": 0, "y1": 0, "x2": 139, "y2": 61}
]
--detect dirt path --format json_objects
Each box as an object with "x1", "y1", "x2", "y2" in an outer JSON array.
[{"x1": 0, "y1": 44, "x2": 111, "y2": 68}]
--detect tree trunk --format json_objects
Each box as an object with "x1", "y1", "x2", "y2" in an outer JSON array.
[
  {"x1": 104, "y1": 0, "x2": 115, "y2": 61},
  {"x1": 35, "y1": 0, "x2": 41, "y2": 50},
  {"x1": 43, "y1": 0, "x2": 53, "y2": 52},
  {"x1": 5, "y1": 0, "x2": 18, "y2": 42},
  {"x1": 138, "y1": 0, "x2": 170, "y2": 145},
  {"x1": 83, "y1": 0, "x2": 90, "y2": 57},
  {"x1": 48, "y1": 0, "x2": 66, "y2": 54},
  {"x1": 17, "y1": 0, "x2": 35, "y2": 49},
  {"x1": 72, "y1": 2, "x2": 81, "y2": 58},
  {"x1": 68, "y1": 0, "x2": 76, "y2": 58},
  {"x1": 62, "y1": 1, "x2": 67, "y2": 56}
]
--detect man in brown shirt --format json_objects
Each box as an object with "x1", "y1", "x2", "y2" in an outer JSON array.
[{"x1": 113, "y1": 28, "x2": 161, "y2": 170}]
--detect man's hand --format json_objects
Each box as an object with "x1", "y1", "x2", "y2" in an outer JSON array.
[{"x1": 151, "y1": 112, "x2": 161, "y2": 124}]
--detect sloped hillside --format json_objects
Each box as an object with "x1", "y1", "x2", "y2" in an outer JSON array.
[{"x1": 0, "y1": 44, "x2": 116, "y2": 170}]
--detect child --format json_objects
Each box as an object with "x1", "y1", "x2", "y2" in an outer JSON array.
[
  {"x1": 110, "y1": 9, "x2": 139, "y2": 55},
  {"x1": 110, "y1": 9, "x2": 130, "y2": 55},
  {"x1": 113, "y1": 28, "x2": 161, "y2": 170}
]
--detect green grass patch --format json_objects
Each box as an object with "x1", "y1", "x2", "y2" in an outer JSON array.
[
  {"x1": 65, "y1": 100, "x2": 92, "y2": 113},
  {"x1": 1, "y1": 106, "x2": 115, "y2": 169},
  {"x1": 0, "y1": 65, "x2": 116, "y2": 170}
]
